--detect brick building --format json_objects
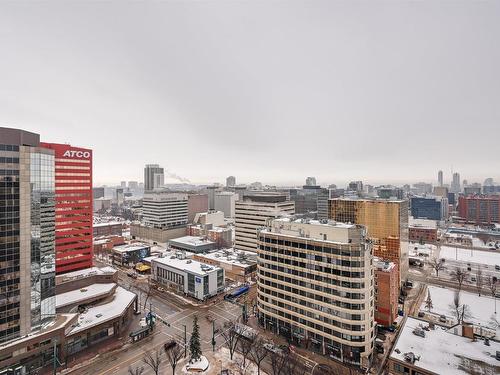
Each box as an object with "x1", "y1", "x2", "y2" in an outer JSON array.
[
  {"x1": 374, "y1": 259, "x2": 399, "y2": 327},
  {"x1": 458, "y1": 195, "x2": 500, "y2": 225}
]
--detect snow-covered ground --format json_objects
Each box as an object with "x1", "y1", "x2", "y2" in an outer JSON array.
[
  {"x1": 439, "y1": 246, "x2": 500, "y2": 267},
  {"x1": 420, "y1": 285, "x2": 499, "y2": 337},
  {"x1": 182, "y1": 355, "x2": 209, "y2": 373},
  {"x1": 212, "y1": 347, "x2": 267, "y2": 375}
]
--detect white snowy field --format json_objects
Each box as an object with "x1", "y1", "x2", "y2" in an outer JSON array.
[
  {"x1": 439, "y1": 246, "x2": 500, "y2": 267},
  {"x1": 420, "y1": 285, "x2": 499, "y2": 337}
]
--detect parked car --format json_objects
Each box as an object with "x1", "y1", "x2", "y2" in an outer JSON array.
[
  {"x1": 495, "y1": 265, "x2": 500, "y2": 271},
  {"x1": 418, "y1": 311, "x2": 425, "y2": 318},
  {"x1": 439, "y1": 315, "x2": 447, "y2": 323},
  {"x1": 471, "y1": 276, "x2": 477, "y2": 282}
]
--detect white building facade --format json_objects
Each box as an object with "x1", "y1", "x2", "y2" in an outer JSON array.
[
  {"x1": 142, "y1": 191, "x2": 188, "y2": 229},
  {"x1": 151, "y1": 256, "x2": 225, "y2": 300}
]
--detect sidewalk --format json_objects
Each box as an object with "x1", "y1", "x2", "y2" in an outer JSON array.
[{"x1": 245, "y1": 316, "x2": 361, "y2": 374}]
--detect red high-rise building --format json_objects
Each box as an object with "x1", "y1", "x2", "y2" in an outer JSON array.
[
  {"x1": 458, "y1": 195, "x2": 500, "y2": 225},
  {"x1": 40, "y1": 142, "x2": 93, "y2": 273}
]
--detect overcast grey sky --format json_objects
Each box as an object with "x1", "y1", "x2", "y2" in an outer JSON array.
[{"x1": 0, "y1": 1, "x2": 499, "y2": 186}]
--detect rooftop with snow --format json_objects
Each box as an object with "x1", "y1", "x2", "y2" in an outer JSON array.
[
  {"x1": 68, "y1": 286, "x2": 136, "y2": 335},
  {"x1": 56, "y1": 266, "x2": 117, "y2": 284},
  {"x1": 196, "y1": 248, "x2": 257, "y2": 268},
  {"x1": 152, "y1": 256, "x2": 221, "y2": 276},
  {"x1": 390, "y1": 317, "x2": 500, "y2": 375},
  {"x1": 56, "y1": 283, "x2": 117, "y2": 309}
]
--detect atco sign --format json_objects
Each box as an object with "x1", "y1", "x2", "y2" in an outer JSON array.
[{"x1": 63, "y1": 150, "x2": 91, "y2": 158}]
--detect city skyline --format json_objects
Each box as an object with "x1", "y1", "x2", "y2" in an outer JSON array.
[{"x1": 1, "y1": 1, "x2": 499, "y2": 185}]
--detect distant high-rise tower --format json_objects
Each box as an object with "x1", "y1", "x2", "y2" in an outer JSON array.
[
  {"x1": 305, "y1": 176, "x2": 317, "y2": 186},
  {"x1": 120, "y1": 181, "x2": 127, "y2": 188},
  {"x1": 451, "y1": 172, "x2": 461, "y2": 193},
  {"x1": 144, "y1": 164, "x2": 164, "y2": 191},
  {"x1": 438, "y1": 170, "x2": 443, "y2": 187},
  {"x1": 226, "y1": 175, "x2": 236, "y2": 187}
]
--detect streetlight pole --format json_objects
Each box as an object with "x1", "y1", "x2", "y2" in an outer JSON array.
[
  {"x1": 183, "y1": 324, "x2": 187, "y2": 358},
  {"x1": 212, "y1": 320, "x2": 216, "y2": 352}
]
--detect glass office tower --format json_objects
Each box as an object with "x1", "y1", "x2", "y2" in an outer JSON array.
[{"x1": 0, "y1": 127, "x2": 56, "y2": 344}]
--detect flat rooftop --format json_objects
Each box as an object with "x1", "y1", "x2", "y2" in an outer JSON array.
[
  {"x1": 56, "y1": 266, "x2": 117, "y2": 284},
  {"x1": 93, "y1": 221, "x2": 123, "y2": 228},
  {"x1": 169, "y1": 236, "x2": 215, "y2": 247},
  {"x1": 0, "y1": 313, "x2": 77, "y2": 351},
  {"x1": 152, "y1": 256, "x2": 221, "y2": 276},
  {"x1": 374, "y1": 258, "x2": 396, "y2": 272},
  {"x1": 197, "y1": 248, "x2": 257, "y2": 268},
  {"x1": 113, "y1": 243, "x2": 151, "y2": 253},
  {"x1": 273, "y1": 217, "x2": 356, "y2": 228},
  {"x1": 390, "y1": 317, "x2": 500, "y2": 375},
  {"x1": 68, "y1": 286, "x2": 136, "y2": 335},
  {"x1": 56, "y1": 283, "x2": 117, "y2": 309},
  {"x1": 409, "y1": 217, "x2": 438, "y2": 229}
]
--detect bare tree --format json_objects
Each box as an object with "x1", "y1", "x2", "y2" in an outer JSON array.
[
  {"x1": 312, "y1": 364, "x2": 339, "y2": 375},
  {"x1": 142, "y1": 348, "x2": 163, "y2": 375},
  {"x1": 238, "y1": 337, "x2": 253, "y2": 369},
  {"x1": 424, "y1": 290, "x2": 433, "y2": 312},
  {"x1": 268, "y1": 350, "x2": 288, "y2": 375},
  {"x1": 220, "y1": 322, "x2": 241, "y2": 360},
  {"x1": 475, "y1": 269, "x2": 484, "y2": 296},
  {"x1": 284, "y1": 354, "x2": 308, "y2": 375},
  {"x1": 429, "y1": 258, "x2": 445, "y2": 277},
  {"x1": 164, "y1": 343, "x2": 184, "y2": 375},
  {"x1": 449, "y1": 267, "x2": 469, "y2": 291},
  {"x1": 449, "y1": 290, "x2": 471, "y2": 324},
  {"x1": 234, "y1": 356, "x2": 251, "y2": 375},
  {"x1": 486, "y1": 276, "x2": 498, "y2": 314},
  {"x1": 128, "y1": 366, "x2": 144, "y2": 375},
  {"x1": 143, "y1": 276, "x2": 154, "y2": 310},
  {"x1": 249, "y1": 338, "x2": 269, "y2": 375}
]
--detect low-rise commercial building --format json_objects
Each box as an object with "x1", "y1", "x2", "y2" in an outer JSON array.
[
  {"x1": 168, "y1": 236, "x2": 216, "y2": 254},
  {"x1": 151, "y1": 256, "x2": 225, "y2": 300},
  {"x1": 112, "y1": 243, "x2": 151, "y2": 266},
  {"x1": 187, "y1": 223, "x2": 233, "y2": 249},
  {"x1": 193, "y1": 248, "x2": 257, "y2": 282},
  {"x1": 409, "y1": 218, "x2": 438, "y2": 243},
  {"x1": 388, "y1": 317, "x2": 500, "y2": 375},
  {"x1": 374, "y1": 259, "x2": 398, "y2": 327},
  {"x1": 55, "y1": 266, "x2": 118, "y2": 294},
  {"x1": 130, "y1": 223, "x2": 187, "y2": 243}
]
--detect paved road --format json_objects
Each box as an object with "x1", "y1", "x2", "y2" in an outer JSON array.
[{"x1": 66, "y1": 260, "x2": 244, "y2": 375}]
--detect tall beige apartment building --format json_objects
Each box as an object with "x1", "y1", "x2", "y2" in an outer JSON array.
[
  {"x1": 234, "y1": 194, "x2": 294, "y2": 251},
  {"x1": 257, "y1": 218, "x2": 375, "y2": 368}
]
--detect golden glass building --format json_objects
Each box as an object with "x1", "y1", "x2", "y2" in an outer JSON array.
[{"x1": 329, "y1": 198, "x2": 409, "y2": 284}]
